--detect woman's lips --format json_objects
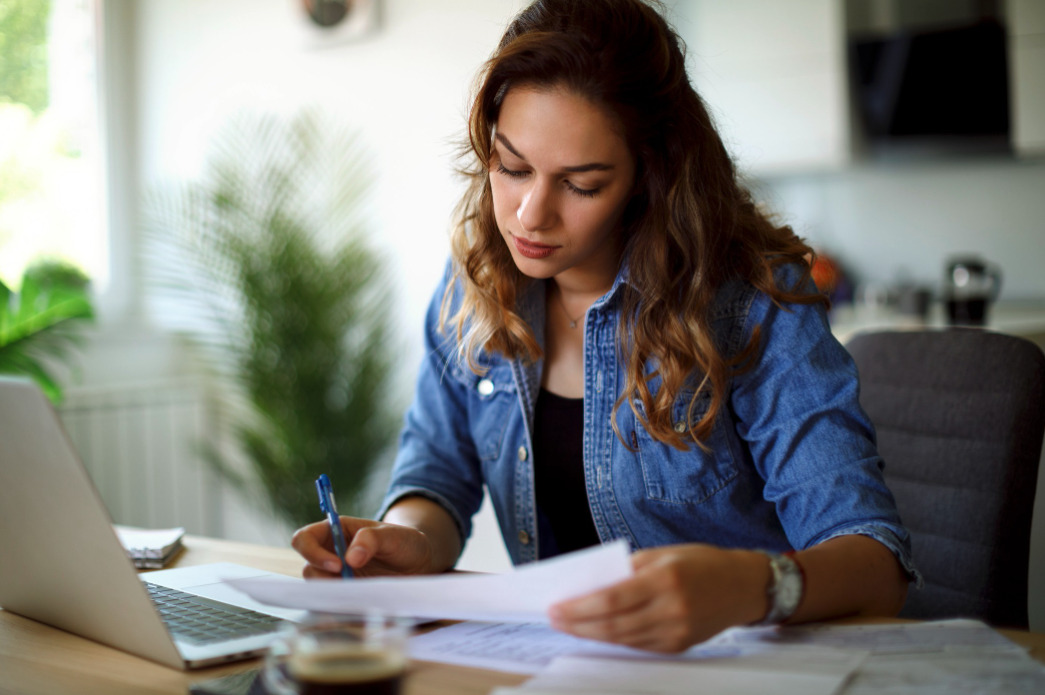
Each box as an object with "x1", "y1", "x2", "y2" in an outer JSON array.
[{"x1": 512, "y1": 234, "x2": 558, "y2": 259}]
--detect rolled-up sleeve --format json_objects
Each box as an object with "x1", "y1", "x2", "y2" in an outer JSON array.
[{"x1": 730, "y1": 268, "x2": 921, "y2": 585}]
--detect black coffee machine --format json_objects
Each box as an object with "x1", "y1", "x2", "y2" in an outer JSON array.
[{"x1": 944, "y1": 256, "x2": 1002, "y2": 326}]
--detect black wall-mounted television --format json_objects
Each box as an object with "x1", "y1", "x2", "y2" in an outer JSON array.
[{"x1": 849, "y1": 19, "x2": 1010, "y2": 155}]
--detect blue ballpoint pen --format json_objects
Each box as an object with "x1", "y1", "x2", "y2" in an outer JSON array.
[{"x1": 315, "y1": 474, "x2": 353, "y2": 578}]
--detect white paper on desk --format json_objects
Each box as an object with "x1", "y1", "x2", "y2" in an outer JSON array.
[
  {"x1": 501, "y1": 652, "x2": 863, "y2": 695},
  {"x1": 409, "y1": 621, "x2": 645, "y2": 674},
  {"x1": 409, "y1": 620, "x2": 869, "y2": 677},
  {"x1": 843, "y1": 649, "x2": 1045, "y2": 695},
  {"x1": 752, "y1": 620, "x2": 1045, "y2": 695},
  {"x1": 720, "y1": 618, "x2": 1026, "y2": 655},
  {"x1": 226, "y1": 540, "x2": 632, "y2": 622},
  {"x1": 715, "y1": 619, "x2": 1045, "y2": 695}
]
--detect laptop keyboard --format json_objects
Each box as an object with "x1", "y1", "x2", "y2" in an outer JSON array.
[{"x1": 145, "y1": 582, "x2": 285, "y2": 645}]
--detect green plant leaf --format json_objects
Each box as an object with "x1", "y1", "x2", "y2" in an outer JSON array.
[
  {"x1": 0, "y1": 261, "x2": 93, "y2": 402},
  {"x1": 0, "y1": 354, "x2": 63, "y2": 402},
  {"x1": 143, "y1": 110, "x2": 400, "y2": 528}
]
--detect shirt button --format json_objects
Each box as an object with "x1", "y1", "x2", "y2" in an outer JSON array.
[
  {"x1": 518, "y1": 446, "x2": 528, "y2": 461},
  {"x1": 674, "y1": 421, "x2": 687, "y2": 433},
  {"x1": 518, "y1": 530, "x2": 531, "y2": 545},
  {"x1": 477, "y1": 378, "x2": 494, "y2": 396}
]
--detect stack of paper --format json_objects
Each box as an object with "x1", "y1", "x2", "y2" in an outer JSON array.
[
  {"x1": 225, "y1": 542, "x2": 1045, "y2": 694},
  {"x1": 447, "y1": 619, "x2": 1045, "y2": 695},
  {"x1": 114, "y1": 525, "x2": 185, "y2": 569}
]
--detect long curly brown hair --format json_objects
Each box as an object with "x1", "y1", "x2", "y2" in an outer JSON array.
[{"x1": 444, "y1": 0, "x2": 826, "y2": 449}]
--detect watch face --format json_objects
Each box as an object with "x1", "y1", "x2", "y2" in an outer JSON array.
[
  {"x1": 774, "y1": 556, "x2": 804, "y2": 616},
  {"x1": 777, "y1": 572, "x2": 802, "y2": 609}
]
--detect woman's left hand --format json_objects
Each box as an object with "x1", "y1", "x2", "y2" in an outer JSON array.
[{"x1": 547, "y1": 544, "x2": 769, "y2": 653}]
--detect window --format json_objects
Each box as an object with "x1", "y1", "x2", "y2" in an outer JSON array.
[{"x1": 0, "y1": 0, "x2": 105, "y2": 290}]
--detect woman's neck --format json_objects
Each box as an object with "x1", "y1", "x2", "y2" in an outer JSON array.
[{"x1": 551, "y1": 263, "x2": 617, "y2": 314}]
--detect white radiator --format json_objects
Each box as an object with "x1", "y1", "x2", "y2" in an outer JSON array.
[{"x1": 58, "y1": 380, "x2": 222, "y2": 535}]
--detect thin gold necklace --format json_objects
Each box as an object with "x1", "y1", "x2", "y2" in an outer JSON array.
[{"x1": 553, "y1": 286, "x2": 584, "y2": 329}]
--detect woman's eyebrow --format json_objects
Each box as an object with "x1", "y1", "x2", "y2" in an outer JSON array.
[{"x1": 494, "y1": 132, "x2": 615, "y2": 173}]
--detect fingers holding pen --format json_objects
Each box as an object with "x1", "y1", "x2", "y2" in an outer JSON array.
[
  {"x1": 291, "y1": 519, "x2": 344, "y2": 577},
  {"x1": 291, "y1": 516, "x2": 435, "y2": 578},
  {"x1": 343, "y1": 523, "x2": 383, "y2": 570},
  {"x1": 345, "y1": 521, "x2": 435, "y2": 576},
  {"x1": 291, "y1": 516, "x2": 375, "y2": 577}
]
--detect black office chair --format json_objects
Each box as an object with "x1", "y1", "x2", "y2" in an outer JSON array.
[{"x1": 847, "y1": 328, "x2": 1045, "y2": 628}]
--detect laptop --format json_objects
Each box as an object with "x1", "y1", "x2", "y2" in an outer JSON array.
[{"x1": 0, "y1": 376, "x2": 307, "y2": 669}]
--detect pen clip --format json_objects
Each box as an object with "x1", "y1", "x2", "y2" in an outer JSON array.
[
  {"x1": 315, "y1": 474, "x2": 339, "y2": 514},
  {"x1": 315, "y1": 476, "x2": 331, "y2": 514}
]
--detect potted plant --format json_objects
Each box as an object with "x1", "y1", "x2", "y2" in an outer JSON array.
[
  {"x1": 0, "y1": 259, "x2": 94, "y2": 403},
  {"x1": 143, "y1": 111, "x2": 399, "y2": 528}
]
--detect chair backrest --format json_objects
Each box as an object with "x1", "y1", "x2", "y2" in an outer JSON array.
[{"x1": 846, "y1": 328, "x2": 1045, "y2": 628}]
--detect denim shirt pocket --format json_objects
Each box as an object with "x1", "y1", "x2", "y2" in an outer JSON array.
[
  {"x1": 634, "y1": 389, "x2": 738, "y2": 505},
  {"x1": 447, "y1": 359, "x2": 517, "y2": 462}
]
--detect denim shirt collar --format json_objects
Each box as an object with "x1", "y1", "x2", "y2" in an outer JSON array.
[{"x1": 516, "y1": 260, "x2": 633, "y2": 324}]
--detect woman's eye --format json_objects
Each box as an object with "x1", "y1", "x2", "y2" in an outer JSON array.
[
  {"x1": 495, "y1": 162, "x2": 527, "y2": 178},
  {"x1": 566, "y1": 181, "x2": 600, "y2": 198},
  {"x1": 495, "y1": 162, "x2": 600, "y2": 198}
]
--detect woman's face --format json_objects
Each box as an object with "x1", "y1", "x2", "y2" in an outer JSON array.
[{"x1": 489, "y1": 85, "x2": 636, "y2": 290}]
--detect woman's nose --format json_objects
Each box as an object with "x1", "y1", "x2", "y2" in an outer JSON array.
[{"x1": 517, "y1": 180, "x2": 556, "y2": 232}]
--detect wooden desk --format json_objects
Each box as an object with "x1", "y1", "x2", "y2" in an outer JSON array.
[{"x1": 2, "y1": 535, "x2": 1043, "y2": 695}]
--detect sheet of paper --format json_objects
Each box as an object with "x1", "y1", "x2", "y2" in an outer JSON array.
[
  {"x1": 843, "y1": 650, "x2": 1045, "y2": 695},
  {"x1": 226, "y1": 540, "x2": 632, "y2": 622},
  {"x1": 717, "y1": 620, "x2": 1045, "y2": 695},
  {"x1": 718, "y1": 618, "x2": 1027, "y2": 655},
  {"x1": 500, "y1": 653, "x2": 862, "y2": 695},
  {"x1": 409, "y1": 621, "x2": 646, "y2": 674},
  {"x1": 483, "y1": 621, "x2": 1045, "y2": 695},
  {"x1": 409, "y1": 620, "x2": 868, "y2": 677}
]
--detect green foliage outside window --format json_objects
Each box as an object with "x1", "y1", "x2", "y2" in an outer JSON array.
[
  {"x1": 1, "y1": 0, "x2": 98, "y2": 291},
  {"x1": 0, "y1": 0, "x2": 51, "y2": 114},
  {"x1": 0, "y1": 0, "x2": 50, "y2": 210}
]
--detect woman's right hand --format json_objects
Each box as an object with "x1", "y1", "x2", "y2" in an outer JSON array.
[{"x1": 291, "y1": 516, "x2": 435, "y2": 579}]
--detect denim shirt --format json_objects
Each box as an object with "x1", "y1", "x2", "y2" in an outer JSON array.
[{"x1": 377, "y1": 262, "x2": 919, "y2": 583}]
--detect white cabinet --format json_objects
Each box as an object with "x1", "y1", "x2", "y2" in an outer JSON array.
[
  {"x1": 679, "y1": 0, "x2": 850, "y2": 175},
  {"x1": 1008, "y1": 0, "x2": 1045, "y2": 156},
  {"x1": 677, "y1": 0, "x2": 1045, "y2": 173}
]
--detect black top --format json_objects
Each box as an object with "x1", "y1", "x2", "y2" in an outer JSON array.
[{"x1": 533, "y1": 388, "x2": 600, "y2": 556}]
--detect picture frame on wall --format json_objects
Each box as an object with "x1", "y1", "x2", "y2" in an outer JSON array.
[{"x1": 297, "y1": 0, "x2": 381, "y2": 47}]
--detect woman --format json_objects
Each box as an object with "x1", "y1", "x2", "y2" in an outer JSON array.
[{"x1": 293, "y1": 0, "x2": 918, "y2": 653}]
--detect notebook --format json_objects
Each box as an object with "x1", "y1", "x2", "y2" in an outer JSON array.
[
  {"x1": 0, "y1": 376, "x2": 307, "y2": 669},
  {"x1": 115, "y1": 525, "x2": 185, "y2": 568}
]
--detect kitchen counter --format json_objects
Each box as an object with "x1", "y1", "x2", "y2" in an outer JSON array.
[{"x1": 829, "y1": 300, "x2": 1045, "y2": 348}]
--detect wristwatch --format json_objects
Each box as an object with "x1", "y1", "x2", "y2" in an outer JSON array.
[{"x1": 753, "y1": 551, "x2": 804, "y2": 626}]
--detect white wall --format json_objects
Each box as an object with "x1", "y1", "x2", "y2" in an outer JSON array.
[{"x1": 133, "y1": 0, "x2": 526, "y2": 382}]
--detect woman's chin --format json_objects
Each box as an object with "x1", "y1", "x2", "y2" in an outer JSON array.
[{"x1": 508, "y1": 252, "x2": 560, "y2": 280}]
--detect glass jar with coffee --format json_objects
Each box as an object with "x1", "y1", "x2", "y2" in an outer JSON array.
[{"x1": 263, "y1": 613, "x2": 410, "y2": 695}]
